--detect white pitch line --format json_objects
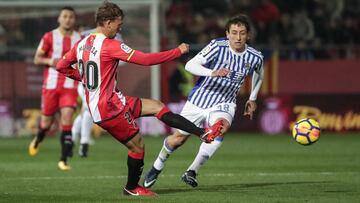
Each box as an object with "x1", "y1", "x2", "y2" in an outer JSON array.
[{"x1": 4, "y1": 171, "x2": 359, "y2": 181}]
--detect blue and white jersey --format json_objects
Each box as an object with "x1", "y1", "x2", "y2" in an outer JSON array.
[{"x1": 188, "y1": 37, "x2": 264, "y2": 109}]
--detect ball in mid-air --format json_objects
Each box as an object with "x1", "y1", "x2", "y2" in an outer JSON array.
[{"x1": 292, "y1": 118, "x2": 320, "y2": 145}]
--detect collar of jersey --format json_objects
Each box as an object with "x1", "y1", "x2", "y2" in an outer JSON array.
[
  {"x1": 229, "y1": 44, "x2": 247, "y2": 56},
  {"x1": 90, "y1": 32, "x2": 106, "y2": 37},
  {"x1": 56, "y1": 28, "x2": 74, "y2": 37}
]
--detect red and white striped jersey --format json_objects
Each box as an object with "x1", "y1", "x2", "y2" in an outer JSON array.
[
  {"x1": 38, "y1": 29, "x2": 81, "y2": 89},
  {"x1": 57, "y1": 33, "x2": 182, "y2": 123}
]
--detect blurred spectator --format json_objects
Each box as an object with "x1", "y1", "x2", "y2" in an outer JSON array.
[
  {"x1": 277, "y1": 13, "x2": 293, "y2": 45},
  {"x1": 164, "y1": 0, "x2": 359, "y2": 60},
  {"x1": 322, "y1": 0, "x2": 344, "y2": 20},
  {"x1": 0, "y1": 24, "x2": 7, "y2": 56},
  {"x1": 0, "y1": 0, "x2": 359, "y2": 61},
  {"x1": 252, "y1": 0, "x2": 280, "y2": 43},
  {"x1": 292, "y1": 10, "x2": 315, "y2": 43},
  {"x1": 5, "y1": 19, "x2": 25, "y2": 47},
  {"x1": 291, "y1": 10, "x2": 315, "y2": 59}
]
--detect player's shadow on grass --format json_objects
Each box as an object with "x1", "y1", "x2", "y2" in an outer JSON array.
[{"x1": 156, "y1": 181, "x2": 332, "y2": 194}]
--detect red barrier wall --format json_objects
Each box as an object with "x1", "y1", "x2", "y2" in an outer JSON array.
[{"x1": 279, "y1": 60, "x2": 360, "y2": 94}]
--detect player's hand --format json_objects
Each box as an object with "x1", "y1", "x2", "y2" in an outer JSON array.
[
  {"x1": 178, "y1": 43, "x2": 189, "y2": 54},
  {"x1": 49, "y1": 58, "x2": 60, "y2": 67},
  {"x1": 243, "y1": 100, "x2": 257, "y2": 120},
  {"x1": 211, "y1": 68, "x2": 229, "y2": 77}
]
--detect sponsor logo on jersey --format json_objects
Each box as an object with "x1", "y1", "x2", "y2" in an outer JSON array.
[
  {"x1": 120, "y1": 43, "x2": 133, "y2": 53},
  {"x1": 216, "y1": 40, "x2": 228, "y2": 46}
]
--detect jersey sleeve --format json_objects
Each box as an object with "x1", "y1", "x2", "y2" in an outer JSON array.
[
  {"x1": 107, "y1": 40, "x2": 136, "y2": 61},
  {"x1": 38, "y1": 32, "x2": 52, "y2": 53},
  {"x1": 106, "y1": 39, "x2": 182, "y2": 66},
  {"x1": 254, "y1": 54, "x2": 264, "y2": 73},
  {"x1": 56, "y1": 42, "x2": 81, "y2": 81},
  {"x1": 194, "y1": 39, "x2": 220, "y2": 65},
  {"x1": 249, "y1": 54, "x2": 264, "y2": 101}
]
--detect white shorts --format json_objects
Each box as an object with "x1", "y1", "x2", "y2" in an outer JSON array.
[
  {"x1": 178, "y1": 101, "x2": 236, "y2": 135},
  {"x1": 77, "y1": 84, "x2": 88, "y2": 111}
]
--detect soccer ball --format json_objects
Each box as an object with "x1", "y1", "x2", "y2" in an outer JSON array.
[{"x1": 292, "y1": 118, "x2": 320, "y2": 145}]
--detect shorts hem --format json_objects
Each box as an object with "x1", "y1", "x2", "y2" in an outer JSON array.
[
  {"x1": 120, "y1": 129, "x2": 140, "y2": 144},
  {"x1": 59, "y1": 105, "x2": 77, "y2": 109}
]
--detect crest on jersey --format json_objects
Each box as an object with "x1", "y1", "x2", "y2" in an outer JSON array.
[
  {"x1": 200, "y1": 45, "x2": 211, "y2": 55},
  {"x1": 244, "y1": 62, "x2": 251, "y2": 69},
  {"x1": 120, "y1": 43, "x2": 133, "y2": 53}
]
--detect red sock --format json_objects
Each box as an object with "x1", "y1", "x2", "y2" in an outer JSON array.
[{"x1": 156, "y1": 107, "x2": 171, "y2": 119}]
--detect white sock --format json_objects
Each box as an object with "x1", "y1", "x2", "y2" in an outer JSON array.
[
  {"x1": 80, "y1": 110, "x2": 93, "y2": 144},
  {"x1": 72, "y1": 114, "x2": 82, "y2": 142},
  {"x1": 187, "y1": 137, "x2": 223, "y2": 173},
  {"x1": 153, "y1": 138, "x2": 174, "y2": 171}
]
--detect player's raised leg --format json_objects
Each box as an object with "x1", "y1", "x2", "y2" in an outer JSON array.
[{"x1": 140, "y1": 98, "x2": 222, "y2": 142}]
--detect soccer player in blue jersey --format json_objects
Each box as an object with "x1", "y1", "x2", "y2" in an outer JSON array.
[{"x1": 144, "y1": 14, "x2": 264, "y2": 188}]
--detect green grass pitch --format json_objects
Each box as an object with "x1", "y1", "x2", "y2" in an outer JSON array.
[{"x1": 0, "y1": 133, "x2": 359, "y2": 203}]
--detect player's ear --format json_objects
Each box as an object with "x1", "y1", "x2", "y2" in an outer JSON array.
[
  {"x1": 246, "y1": 31, "x2": 252, "y2": 41},
  {"x1": 105, "y1": 20, "x2": 112, "y2": 27},
  {"x1": 226, "y1": 30, "x2": 230, "y2": 38}
]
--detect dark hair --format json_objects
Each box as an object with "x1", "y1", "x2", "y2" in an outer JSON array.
[
  {"x1": 60, "y1": 6, "x2": 75, "y2": 14},
  {"x1": 225, "y1": 14, "x2": 251, "y2": 33},
  {"x1": 95, "y1": 1, "x2": 124, "y2": 26}
]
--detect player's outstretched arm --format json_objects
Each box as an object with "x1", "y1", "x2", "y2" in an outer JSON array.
[
  {"x1": 56, "y1": 48, "x2": 81, "y2": 81},
  {"x1": 128, "y1": 43, "x2": 189, "y2": 66}
]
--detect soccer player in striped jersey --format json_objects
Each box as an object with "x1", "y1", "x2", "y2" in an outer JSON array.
[
  {"x1": 56, "y1": 2, "x2": 223, "y2": 196},
  {"x1": 70, "y1": 30, "x2": 123, "y2": 157},
  {"x1": 144, "y1": 14, "x2": 264, "y2": 188},
  {"x1": 28, "y1": 7, "x2": 81, "y2": 171}
]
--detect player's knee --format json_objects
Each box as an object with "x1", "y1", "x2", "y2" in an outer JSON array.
[
  {"x1": 177, "y1": 134, "x2": 188, "y2": 145},
  {"x1": 168, "y1": 133, "x2": 187, "y2": 148},
  {"x1": 40, "y1": 116, "x2": 53, "y2": 129},
  {"x1": 126, "y1": 134, "x2": 145, "y2": 153},
  {"x1": 61, "y1": 111, "x2": 74, "y2": 125},
  {"x1": 40, "y1": 120, "x2": 52, "y2": 130}
]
